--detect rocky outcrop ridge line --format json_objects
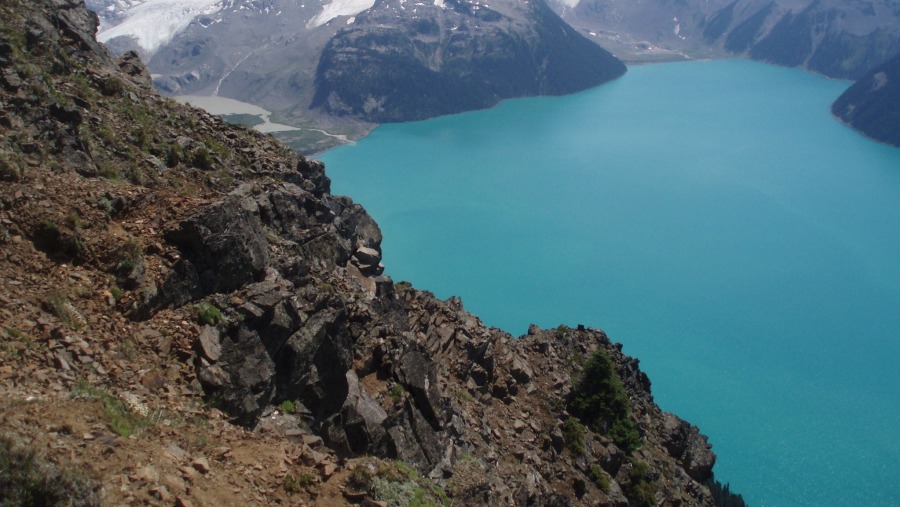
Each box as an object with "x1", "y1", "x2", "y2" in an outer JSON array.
[
  {"x1": 832, "y1": 52, "x2": 900, "y2": 146},
  {"x1": 0, "y1": 0, "x2": 731, "y2": 505}
]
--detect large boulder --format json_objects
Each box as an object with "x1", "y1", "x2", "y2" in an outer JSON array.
[{"x1": 163, "y1": 198, "x2": 269, "y2": 305}]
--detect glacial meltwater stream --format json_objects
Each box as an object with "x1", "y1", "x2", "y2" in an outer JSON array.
[{"x1": 320, "y1": 60, "x2": 900, "y2": 506}]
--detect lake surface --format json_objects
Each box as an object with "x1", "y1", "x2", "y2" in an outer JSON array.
[{"x1": 320, "y1": 60, "x2": 900, "y2": 506}]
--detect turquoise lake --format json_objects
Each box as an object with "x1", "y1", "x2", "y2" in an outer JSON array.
[{"x1": 320, "y1": 59, "x2": 900, "y2": 506}]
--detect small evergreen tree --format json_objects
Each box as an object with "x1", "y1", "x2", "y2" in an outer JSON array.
[
  {"x1": 568, "y1": 348, "x2": 641, "y2": 453},
  {"x1": 706, "y1": 478, "x2": 748, "y2": 507}
]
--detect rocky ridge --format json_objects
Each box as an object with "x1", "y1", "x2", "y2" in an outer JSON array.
[
  {"x1": 0, "y1": 0, "x2": 727, "y2": 505},
  {"x1": 832, "y1": 51, "x2": 900, "y2": 146}
]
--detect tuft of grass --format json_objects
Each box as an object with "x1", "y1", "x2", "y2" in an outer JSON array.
[
  {"x1": 192, "y1": 146, "x2": 213, "y2": 170},
  {"x1": 46, "y1": 290, "x2": 85, "y2": 330},
  {"x1": 166, "y1": 143, "x2": 183, "y2": 167},
  {"x1": 389, "y1": 384, "x2": 405, "y2": 404},
  {"x1": 455, "y1": 389, "x2": 475, "y2": 403},
  {"x1": 283, "y1": 472, "x2": 300, "y2": 493},
  {"x1": 280, "y1": 400, "x2": 295, "y2": 414},
  {"x1": 73, "y1": 380, "x2": 152, "y2": 438},
  {"x1": 119, "y1": 338, "x2": 136, "y2": 361}
]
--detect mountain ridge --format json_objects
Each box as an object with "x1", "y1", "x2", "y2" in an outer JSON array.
[{"x1": 551, "y1": 0, "x2": 900, "y2": 79}]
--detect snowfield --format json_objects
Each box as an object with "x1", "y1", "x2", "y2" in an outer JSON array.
[
  {"x1": 307, "y1": 0, "x2": 377, "y2": 28},
  {"x1": 97, "y1": 0, "x2": 226, "y2": 55}
]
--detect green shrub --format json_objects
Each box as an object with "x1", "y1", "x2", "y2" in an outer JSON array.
[
  {"x1": 591, "y1": 463, "x2": 611, "y2": 493},
  {"x1": 626, "y1": 459, "x2": 657, "y2": 506},
  {"x1": 568, "y1": 349, "x2": 641, "y2": 453},
  {"x1": 98, "y1": 75, "x2": 125, "y2": 96},
  {"x1": 196, "y1": 302, "x2": 224, "y2": 326},
  {"x1": 280, "y1": 400, "x2": 295, "y2": 414},
  {"x1": 562, "y1": 416, "x2": 585, "y2": 455},
  {"x1": 349, "y1": 459, "x2": 448, "y2": 507}
]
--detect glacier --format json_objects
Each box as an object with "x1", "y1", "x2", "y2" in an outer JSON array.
[
  {"x1": 97, "y1": 0, "x2": 226, "y2": 55},
  {"x1": 307, "y1": 0, "x2": 377, "y2": 28}
]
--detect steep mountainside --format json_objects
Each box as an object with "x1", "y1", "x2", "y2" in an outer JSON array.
[
  {"x1": 86, "y1": 0, "x2": 624, "y2": 148},
  {"x1": 552, "y1": 0, "x2": 900, "y2": 79},
  {"x1": 310, "y1": 0, "x2": 625, "y2": 122},
  {"x1": 0, "y1": 0, "x2": 741, "y2": 505},
  {"x1": 832, "y1": 52, "x2": 900, "y2": 146}
]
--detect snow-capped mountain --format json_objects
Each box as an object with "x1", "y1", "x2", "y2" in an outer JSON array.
[
  {"x1": 88, "y1": 0, "x2": 292, "y2": 57},
  {"x1": 95, "y1": 0, "x2": 226, "y2": 55},
  {"x1": 87, "y1": 0, "x2": 625, "y2": 151},
  {"x1": 548, "y1": 0, "x2": 900, "y2": 80}
]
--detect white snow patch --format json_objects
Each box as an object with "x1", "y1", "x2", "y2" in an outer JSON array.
[
  {"x1": 434, "y1": 0, "x2": 444, "y2": 7},
  {"x1": 307, "y1": 0, "x2": 377, "y2": 28},
  {"x1": 556, "y1": 0, "x2": 579, "y2": 7},
  {"x1": 347, "y1": 16, "x2": 355, "y2": 23},
  {"x1": 97, "y1": 0, "x2": 224, "y2": 55}
]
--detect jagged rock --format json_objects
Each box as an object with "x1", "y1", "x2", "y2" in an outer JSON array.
[
  {"x1": 353, "y1": 246, "x2": 380, "y2": 266},
  {"x1": 661, "y1": 413, "x2": 716, "y2": 482},
  {"x1": 510, "y1": 356, "x2": 534, "y2": 384},
  {"x1": 190, "y1": 457, "x2": 210, "y2": 475},
  {"x1": 200, "y1": 327, "x2": 277, "y2": 426},
  {"x1": 325, "y1": 370, "x2": 389, "y2": 456},
  {"x1": 197, "y1": 326, "x2": 221, "y2": 362},
  {"x1": 276, "y1": 309, "x2": 352, "y2": 419},
  {"x1": 116, "y1": 50, "x2": 152, "y2": 89},
  {"x1": 291, "y1": 157, "x2": 331, "y2": 196},
  {"x1": 1, "y1": 68, "x2": 22, "y2": 89},
  {"x1": 396, "y1": 349, "x2": 442, "y2": 430}
]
